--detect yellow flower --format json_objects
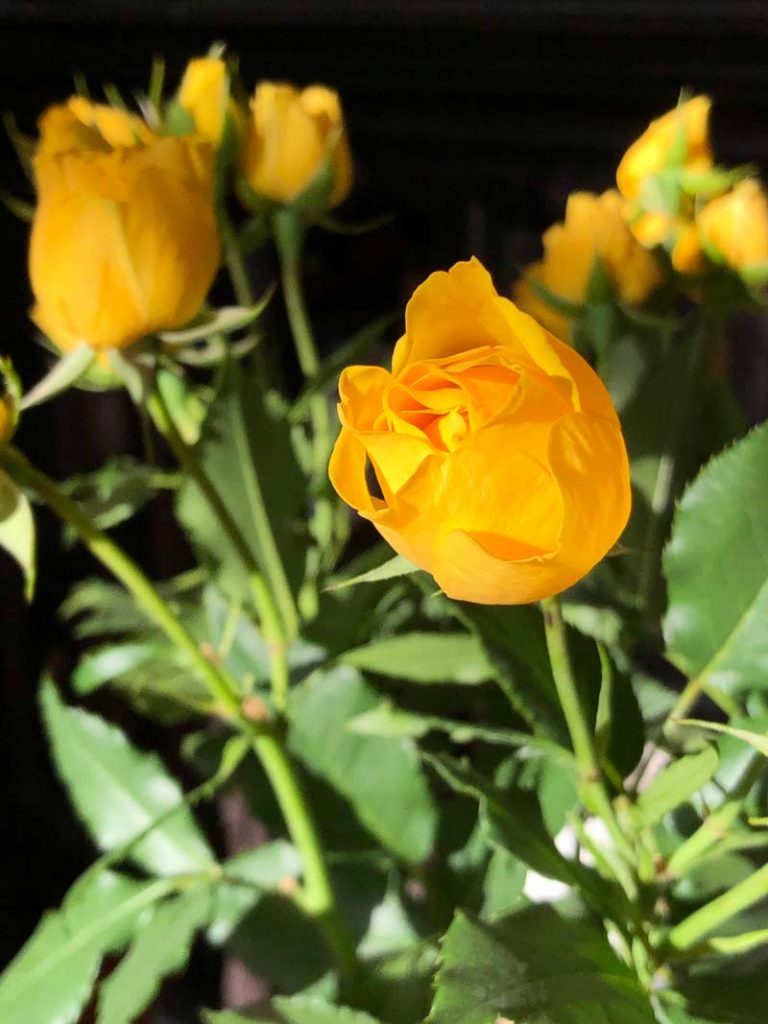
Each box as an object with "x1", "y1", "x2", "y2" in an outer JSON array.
[
  {"x1": 698, "y1": 179, "x2": 768, "y2": 273},
  {"x1": 514, "y1": 190, "x2": 661, "y2": 340},
  {"x1": 330, "y1": 258, "x2": 631, "y2": 605},
  {"x1": 617, "y1": 95, "x2": 712, "y2": 202},
  {"x1": 240, "y1": 81, "x2": 352, "y2": 207},
  {"x1": 617, "y1": 96, "x2": 712, "y2": 263},
  {"x1": 177, "y1": 56, "x2": 245, "y2": 146},
  {"x1": 29, "y1": 100, "x2": 220, "y2": 353},
  {"x1": 0, "y1": 396, "x2": 14, "y2": 447},
  {"x1": 36, "y1": 97, "x2": 154, "y2": 161}
]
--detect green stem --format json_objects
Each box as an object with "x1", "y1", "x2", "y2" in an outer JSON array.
[
  {"x1": 272, "y1": 208, "x2": 333, "y2": 478},
  {"x1": 0, "y1": 445, "x2": 240, "y2": 718},
  {"x1": 669, "y1": 860, "x2": 768, "y2": 950},
  {"x1": 218, "y1": 206, "x2": 267, "y2": 379},
  {"x1": 253, "y1": 727, "x2": 357, "y2": 978},
  {"x1": 540, "y1": 597, "x2": 637, "y2": 891},
  {"x1": 147, "y1": 382, "x2": 297, "y2": 655}
]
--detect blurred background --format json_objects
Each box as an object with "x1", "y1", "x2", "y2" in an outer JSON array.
[{"x1": 2, "y1": 0, "x2": 768, "y2": 1016}]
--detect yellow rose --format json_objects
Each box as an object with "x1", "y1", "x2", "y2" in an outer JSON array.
[
  {"x1": 239, "y1": 82, "x2": 352, "y2": 207},
  {"x1": 698, "y1": 179, "x2": 768, "y2": 273},
  {"x1": 617, "y1": 96, "x2": 712, "y2": 262},
  {"x1": 29, "y1": 100, "x2": 220, "y2": 352},
  {"x1": 36, "y1": 97, "x2": 155, "y2": 161},
  {"x1": 617, "y1": 95, "x2": 712, "y2": 202},
  {"x1": 0, "y1": 396, "x2": 14, "y2": 447},
  {"x1": 514, "y1": 190, "x2": 661, "y2": 340},
  {"x1": 330, "y1": 259, "x2": 631, "y2": 605},
  {"x1": 177, "y1": 56, "x2": 245, "y2": 146}
]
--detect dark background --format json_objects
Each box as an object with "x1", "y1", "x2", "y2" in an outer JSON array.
[{"x1": 2, "y1": 0, "x2": 768, "y2": 1015}]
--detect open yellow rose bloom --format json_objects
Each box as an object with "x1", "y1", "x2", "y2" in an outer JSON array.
[
  {"x1": 29, "y1": 98, "x2": 220, "y2": 353},
  {"x1": 514, "y1": 189, "x2": 661, "y2": 339},
  {"x1": 330, "y1": 259, "x2": 631, "y2": 605}
]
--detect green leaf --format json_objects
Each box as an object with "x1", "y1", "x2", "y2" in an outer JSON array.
[
  {"x1": 209, "y1": 840, "x2": 303, "y2": 944},
  {"x1": 663, "y1": 423, "x2": 768, "y2": 695},
  {"x1": 289, "y1": 666, "x2": 438, "y2": 863},
  {"x1": 158, "y1": 291, "x2": 274, "y2": 345},
  {"x1": 40, "y1": 678, "x2": 215, "y2": 875},
  {"x1": 426, "y1": 754, "x2": 574, "y2": 883},
  {"x1": 275, "y1": 996, "x2": 383, "y2": 1024},
  {"x1": 455, "y1": 604, "x2": 566, "y2": 742},
  {"x1": 61, "y1": 456, "x2": 165, "y2": 540},
  {"x1": 97, "y1": 887, "x2": 210, "y2": 1024},
  {"x1": 349, "y1": 700, "x2": 544, "y2": 749},
  {"x1": 325, "y1": 554, "x2": 419, "y2": 591},
  {"x1": 176, "y1": 361, "x2": 304, "y2": 634},
  {"x1": 0, "y1": 467, "x2": 35, "y2": 599},
  {"x1": 72, "y1": 641, "x2": 173, "y2": 696},
  {"x1": 20, "y1": 342, "x2": 95, "y2": 410},
  {"x1": 634, "y1": 746, "x2": 719, "y2": 826},
  {"x1": 0, "y1": 870, "x2": 171, "y2": 1024},
  {"x1": 429, "y1": 907, "x2": 654, "y2": 1024},
  {"x1": 341, "y1": 632, "x2": 493, "y2": 684},
  {"x1": 676, "y1": 719, "x2": 768, "y2": 758}
]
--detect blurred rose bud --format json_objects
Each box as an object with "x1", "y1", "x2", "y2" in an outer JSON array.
[
  {"x1": 239, "y1": 81, "x2": 352, "y2": 210},
  {"x1": 177, "y1": 55, "x2": 245, "y2": 147},
  {"x1": 698, "y1": 179, "x2": 768, "y2": 276},
  {"x1": 514, "y1": 189, "x2": 661, "y2": 340},
  {"x1": 29, "y1": 99, "x2": 220, "y2": 353},
  {"x1": 330, "y1": 258, "x2": 631, "y2": 605},
  {"x1": 617, "y1": 96, "x2": 712, "y2": 202},
  {"x1": 0, "y1": 359, "x2": 20, "y2": 447},
  {"x1": 617, "y1": 96, "x2": 712, "y2": 262}
]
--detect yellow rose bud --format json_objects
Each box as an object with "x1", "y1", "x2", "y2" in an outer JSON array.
[
  {"x1": 177, "y1": 56, "x2": 245, "y2": 146},
  {"x1": 617, "y1": 95, "x2": 712, "y2": 202},
  {"x1": 29, "y1": 101, "x2": 220, "y2": 353},
  {"x1": 240, "y1": 81, "x2": 352, "y2": 207},
  {"x1": 0, "y1": 395, "x2": 14, "y2": 447},
  {"x1": 36, "y1": 97, "x2": 155, "y2": 161},
  {"x1": 698, "y1": 179, "x2": 768, "y2": 273},
  {"x1": 514, "y1": 190, "x2": 661, "y2": 340},
  {"x1": 330, "y1": 258, "x2": 631, "y2": 605}
]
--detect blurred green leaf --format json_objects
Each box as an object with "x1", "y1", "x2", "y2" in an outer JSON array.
[
  {"x1": 325, "y1": 554, "x2": 418, "y2": 592},
  {"x1": 97, "y1": 886, "x2": 210, "y2": 1024},
  {"x1": 341, "y1": 631, "x2": 492, "y2": 684},
  {"x1": 676, "y1": 719, "x2": 768, "y2": 758},
  {"x1": 275, "y1": 996, "x2": 383, "y2": 1024},
  {"x1": 61, "y1": 456, "x2": 166, "y2": 541},
  {"x1": 20, "y1": 343, "x2": 95, "y2": 410},
  {"x1": 0, "y1": 467, "x2": 35, "y2": 600},
  {"x1": 289, "y1": 666, "x2": 438, "y2": 863},
  {"x1": 0, "y1": 870, "x2": 171, "y2": 1024},
  {"x1": 41, "y1": 677, "x2": 215, "y2": 875},
  {"x1": 176, "y1": 362, "x2": 305, "y2": 629},
  {"x1": 634, "y1": 746, "x2": 719, "y2": 827},
  {"x1": 159, "y1": 292, "x2": 274, "y2": 345},
  {"x1": 426, "y1": 753, "x2": 573, "y2": 883},
  {"x1": 429, "y1": 907, "x2": 654, "y2": 1024},
  {"x1": 209, "y1": 841, "x2": 303, "y2": 945},
  {"x1": 455, "y1": 604, "x2": 565, "y2": 741},
  {"x1": 663, "y1": 422, "x2": 768, "y2": 696}
]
